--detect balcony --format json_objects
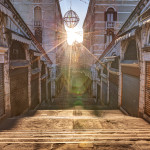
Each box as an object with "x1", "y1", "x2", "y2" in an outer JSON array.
[
  {"x1": 106, "y1": 21, "x2": 116, "y2": 29},
  {"x1": 34, "y1": 21, "x2": 42, "y2": 27}
]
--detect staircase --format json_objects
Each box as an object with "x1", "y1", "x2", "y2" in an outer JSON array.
[
  {"x1": 0, "y1": 88, "x2": 150, "y2": 149},
  {"x1": 0, "y1": 109, "x2": 150, "y2": 149},
  {"x1": 0, "y1": 129, "x2": 150, "y2": 143}
]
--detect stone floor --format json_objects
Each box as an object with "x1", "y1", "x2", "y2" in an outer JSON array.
[{"x1": 0, "y1": 89, "x2": 150, "y2": 149}]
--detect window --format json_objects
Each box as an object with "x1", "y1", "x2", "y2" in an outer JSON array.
[
  {"x1": 10, "y1": 41, "x2": 26, "y2": 60},
  {"x1": 34, "y1": 6, "x2": 42, "y2": 26},
  {"x1": 103, "y1": 65, "x2": 107, "y2": 75},
  {"x1": 124, "y1": 40, "x2": 137, "y2": 60},
  {"x1": 105, "y1": 8, "x2": 117, "y2": 22},
  {"x1": 104, "y1": 8, "x2": 117, "y2": 45},
  {"x1": 111, "y1": 57, "x2": 119, "y2": 69},
  {"x1": 105, "y1": 8, "x2": 117, "y2": 28},
  {"x1": 34, "y1": 6, "x2": 42, "y2": 43},
  {"x1": 107, "y1": 10, "x2": 114, "y2": 22},
  {"x1": 31, "y1": 54, "x2": 38, "y2": 69}
]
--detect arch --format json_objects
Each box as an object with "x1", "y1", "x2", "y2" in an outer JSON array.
[
  {"x1": 111, "y1": 52, "x2": 116, "y2": 56},
  {"x1": 34, "y1": 6, "x2": 42, "y2": 26},
  {"x1": 106, "y1": 6, "x2": 117, "y2": 12},
  {"x1": 111, "y1": 57, "x2": 119, "y2": 69},
  {"x1": 10, "y1": 41, "x2": 26, "y2": 60},
  {"x1": 105, "y1": 7, "x2": 117, "y2": 22},
  {"x1": 124, "y1": 40, "x2": 138, "y2": 60}
]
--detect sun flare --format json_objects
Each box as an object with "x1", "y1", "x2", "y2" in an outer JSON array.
[{"x1": 67, "y1": 28, "x2": 83, "y2": 45}]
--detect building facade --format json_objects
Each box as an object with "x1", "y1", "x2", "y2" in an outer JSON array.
[
  {"x1": 11, "y1": 0, "x2": 66, "y2": 64},
  {"x1": 0, "y1": 0, "x2": 64, "y2": 119},
  {"x1": 83, "y1": 0, "x2": 139, "y2": 58},
  {"x1": 10, "y1": 0, "x2": 66, "y2": 98},
  {"x1": 91, "y1": 0, "x2": 150, "y2": 122}
]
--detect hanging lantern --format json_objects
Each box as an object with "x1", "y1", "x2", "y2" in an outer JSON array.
[{"x1": 63, "y1": 10, "x2": 80, "y2": 28}]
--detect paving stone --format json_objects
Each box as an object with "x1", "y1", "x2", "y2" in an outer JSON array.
[{"x1": 78, "y1": 143, "x2": 94, "y2": 148}]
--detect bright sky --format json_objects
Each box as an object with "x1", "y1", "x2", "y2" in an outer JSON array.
[{"x1": 60, "y1": 0, "x2": 89, "y2": 45}]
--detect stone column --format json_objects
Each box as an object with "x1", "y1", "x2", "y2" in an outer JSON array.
[
  {"x1": 51, "y1": 64, "x2": 56, "y2": 101},
  {"x1": 1, "y1": 47, "x2": 11, "y2": 117},
  {"x1": 118, "y1": 43, "x2": 125, "y2": 108},
  {"x1": 91, "y1": 65, "x2": 97, "y2": 98},
  {"x1": 139, "y1": 60, "x2": 145, "y2": 117},
  {"x1": 100, "y1": 68, "x2": 103, "y2": 101},
  {"x1": 39, "y1": 60, "x2": 42, "y2": 103},
  {"x1": 118, "y1": 58, "x2": 122, "y2": 107},
  {"x1": 107, "y1": 62, "x2": 111, "y2": 104},
  {"x1": 26, "y1": 47, "x2": 31, "y2": 108},
  {"x1": 45, "y1": 64, "x2": 48, "y2": 102}
]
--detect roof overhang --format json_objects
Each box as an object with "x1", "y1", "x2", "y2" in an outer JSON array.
[
  {"x1": 116, "y1": 28, "x2": 137, "y2": 43},
  {"x1": 12, "y1": 33, "x2": 31, "y2": 45},
  {"x1": 0, "y1": 3, "x2": 12, "y2": 17}
]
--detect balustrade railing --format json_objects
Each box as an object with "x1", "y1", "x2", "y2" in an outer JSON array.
[
  {"x1": 0, "y1": 0, "x2": 10, "y2": 10},
  {"x1": 34, "y1": 21, "x2": 42, "y2": 27},
  {"x1": 106, "y1": 21, "x2": 116, "y2": 29}
]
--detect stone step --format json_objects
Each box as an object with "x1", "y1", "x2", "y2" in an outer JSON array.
[
  {"x1": 1, "y1": 129, "x2": 150, "y2": 132},
  {"x1": 0, "y1": 129, "x2": 150, "y2": 143},
  {"x1": 0, "y1": 133, "x2": 150, "y2": 138},
  {"x1": 0, "y1": 136, "x2": 150, "y2": 143}
]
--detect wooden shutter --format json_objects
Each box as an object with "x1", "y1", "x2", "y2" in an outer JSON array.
[
  {"x1": 104, "y1": 11, "x2": 107, "y2": 21},
  {"x1": 114, "y1": 11, "x2": 117, "y2": 21}
]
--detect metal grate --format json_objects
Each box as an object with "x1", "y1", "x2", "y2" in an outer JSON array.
[
  {"x1": 0, "y1": 64, "x2": 5, "y2": 116},
  {"x1": 145, "y1": 62, "x2": 150, "y2": 116}
]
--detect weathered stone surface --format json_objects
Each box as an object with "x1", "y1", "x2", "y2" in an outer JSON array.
[{"x1": 78, "y1": 143, "x2": 94, "y2": 148}]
